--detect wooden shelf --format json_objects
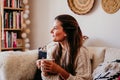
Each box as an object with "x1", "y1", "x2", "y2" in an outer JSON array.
[
  {"x1": 1, "y1": 47, "x2": 24, "y2": 50},
  {"x1": 4, "y1": 28, "x2": 22, "y2": 31},
  {"x1": 0, "y1": 0, "x2": 26, "y2": 51},
  {"x1": 4, "y1": 7, "x2": 24, "y2": 11}
]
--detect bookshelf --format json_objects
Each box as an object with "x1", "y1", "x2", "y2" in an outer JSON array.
[{"x1": 0, "y1": 0, "x2": 26, "y2": 51}]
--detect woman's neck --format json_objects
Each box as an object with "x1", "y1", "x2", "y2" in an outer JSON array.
[{"x1": 60, "y1": 40, "x2": 69, "y2": 51}]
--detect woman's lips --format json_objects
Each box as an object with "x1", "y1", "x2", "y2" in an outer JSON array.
[{"x1": 52, "y1": 35, "x2": 55, "y2": 37}]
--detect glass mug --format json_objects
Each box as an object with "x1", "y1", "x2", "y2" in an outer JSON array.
[
  {"x1": 40, "y1": 59, "x2": 55, "y2": 71},
  {"x1": 37, "y1": 58, "x2": 55, "y2": 75}
]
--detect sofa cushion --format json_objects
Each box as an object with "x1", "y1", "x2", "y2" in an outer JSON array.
[
  {"x1": 0, "y1": 50, "x2": 38, "y2": 80},
  {"x1": 87, "y1": 47, "x2": 106, "y2": 71},
  {"x1": 104, "y1": 48, "x2": 120, "y2": 62}
]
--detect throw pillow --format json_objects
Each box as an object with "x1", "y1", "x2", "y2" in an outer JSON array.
[
  {"x1": 87, "y1": 47, "x2": 106, "y2": 71},
  {"x1": 92, "y1": 60, "x2": 120, "y2": 80}
]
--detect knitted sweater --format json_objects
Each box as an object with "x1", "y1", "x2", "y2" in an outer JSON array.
[{"x1": 42, "y1": 42, "x2": 91, "y2": 80}]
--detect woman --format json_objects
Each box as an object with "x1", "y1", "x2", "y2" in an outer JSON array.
[{"x1": 36, "y1": 14, "x2": 91, "y2": 80}]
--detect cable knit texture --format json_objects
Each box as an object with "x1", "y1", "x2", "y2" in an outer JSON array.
[{"x1": 42, "y1": 42, "x2": 91, "y2": 80}]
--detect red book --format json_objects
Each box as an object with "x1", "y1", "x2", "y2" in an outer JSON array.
[
  {"x1": 12, "y1": 0, "x2": 14, "y2": 8},
  {"x1": 4, "y1": 31, "x2": 7, "y2": 48},
  {"x1": 13, "y1": 32, "x2": 17, "y2": 47},
  {"x1": 4, "y1": 0, "x2": 6, "y2": 7},
  {"x1": 118, "y1": 76, "x2": 120, "y2": 80}
]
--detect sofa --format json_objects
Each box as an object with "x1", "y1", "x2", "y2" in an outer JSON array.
[
  {"x1": 88, "y1": 47, "x2": 120, "y2": 79},
  {"x1": 0, "y1": 47, "x2": 120, "y2": 80},
  {"x1": 88, "y1": 47, "x2": 120, "y2": 72},
  {"x1": 0, "y1": 50, "x2": 38, "y2": 80}
]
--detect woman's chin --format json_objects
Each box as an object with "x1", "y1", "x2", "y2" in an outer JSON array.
[
  {"x1": 52, "y1": 39, "x2": 56, "y2": 42},
  {"x1": 52, "y1": 39, "x2": 58, "y2": 42},
  {"x1": 53, "y1": 40, "x2": 57, "y2": 42}
]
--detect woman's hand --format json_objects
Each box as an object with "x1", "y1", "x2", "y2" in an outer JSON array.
[
  {"x1": 36, "y1": 59, "x2": 60, "y2": 76},
  {"x1": 41, "y1": 60, "x2": 70, "y2": 79},
  {"x1": 36, "y1": 59, "x2": 41, "y2": 69},
  {"x1": 41, "y1": 60, "x2": 60, "y2": 74}
]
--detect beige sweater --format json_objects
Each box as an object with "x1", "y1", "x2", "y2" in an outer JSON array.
[{"x1": 42, "y1": 42, "x2": 91, "y2": 80}]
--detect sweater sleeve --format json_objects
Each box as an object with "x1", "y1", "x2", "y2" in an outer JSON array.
[
  {"x1": 41, "y1": 73, "x2": 59, "y2": 80},
  {"x1": 42, "y1": 43, "x2": 91, "y2": 80},
  {"x1": 67, "y1": 47, "x2": 91, "y2": 80}
]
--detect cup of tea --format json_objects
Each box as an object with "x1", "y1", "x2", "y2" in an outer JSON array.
[{"x1": 40, "y1": 59, "x2": 55, "y2": 71}]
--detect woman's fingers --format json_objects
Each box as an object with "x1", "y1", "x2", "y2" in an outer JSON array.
[
  {"x1": 41, "y1": 60, "x2": 60, "y2": 74},
  {"x1": 36, "y1": 59, "x2": 55, "y2": 72},
  {"x1": 43, "y1": 60, "x2": 52, "y2": 65},
  {"x1": 36, "y1": 60, "x2": 41, "y2": 69},
  {"x1": 41, "y1": 61, "x2": 54, "y2": 72},
  {"x1": 42, "y1": 72, "x2": 48, "y2": 76}
]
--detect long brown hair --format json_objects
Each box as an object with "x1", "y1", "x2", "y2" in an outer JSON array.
[{"x1": 53, "y1": 14, "x2": 83, "y2": 75}]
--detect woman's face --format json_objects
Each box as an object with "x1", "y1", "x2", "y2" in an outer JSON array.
[{"x1": 50, "y1": 20, "x2": 67, "y2": 42}]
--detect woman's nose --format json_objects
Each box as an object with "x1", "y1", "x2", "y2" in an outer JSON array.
[{"x1": 50, "y1": 28, "x2": 53, "y2": 33}]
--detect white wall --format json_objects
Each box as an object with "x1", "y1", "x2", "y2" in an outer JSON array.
[{"x1": 29, "y1": 0, "x2": 120, "y2": 49}]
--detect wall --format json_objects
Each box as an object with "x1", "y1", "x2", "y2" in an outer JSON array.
[{"x1": 29, "y1": 0, "x2": 120, "y2": 49}]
